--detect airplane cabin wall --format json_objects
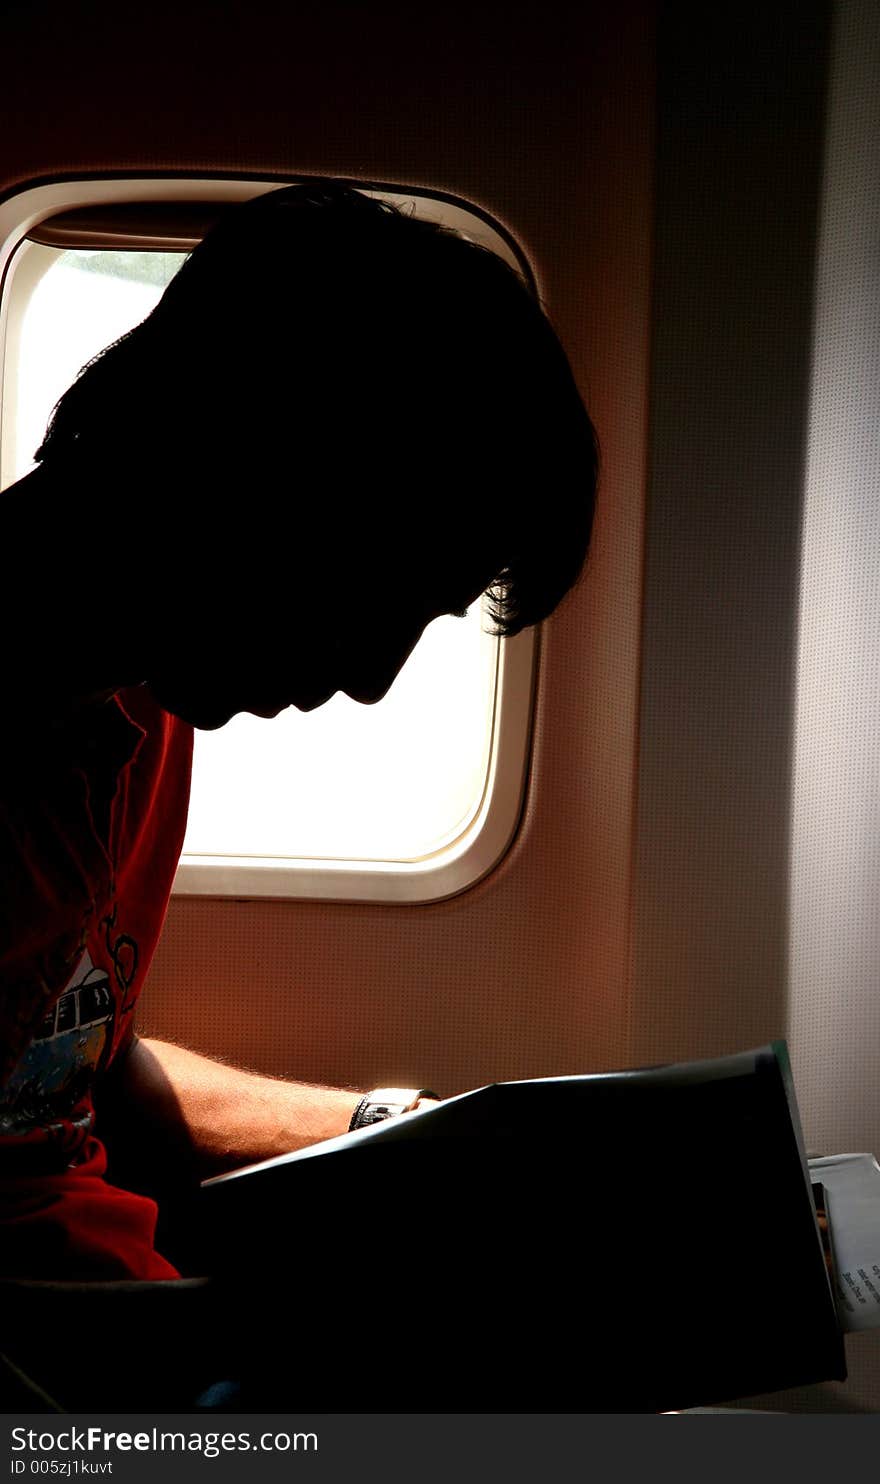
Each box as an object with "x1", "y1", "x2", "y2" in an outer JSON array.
[
  {"x1": 630, "y1": 0, "x2": 880, "y2": 1411},
  {"x1": 786, "y1": 0, "x2": 880, "y2": 1412}
]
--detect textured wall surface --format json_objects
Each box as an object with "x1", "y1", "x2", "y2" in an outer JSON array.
[
  {"x1": 632, "y1": 0, "x2": 880, "y2": 1411},
  {"x1": 784, "y1": 0, "x2": 880, "y2": 1413}
]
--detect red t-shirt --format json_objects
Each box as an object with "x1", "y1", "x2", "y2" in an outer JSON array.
[{"x1": 0, "y1": 686, "x2": 193, "y2": 1278}]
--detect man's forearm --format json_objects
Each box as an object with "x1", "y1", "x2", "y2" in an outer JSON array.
[{"x1": 110, "y1": 1035, "x2": 364, "y2": 1179}]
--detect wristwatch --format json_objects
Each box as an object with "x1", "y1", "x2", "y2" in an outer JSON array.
[{"x1": 349, "y1": 1087, "x2": 437, "y2": 1131}]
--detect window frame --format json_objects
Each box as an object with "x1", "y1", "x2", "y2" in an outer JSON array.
[{"x1": 0, "y1": 174, "x2": 539, "y2": 905}]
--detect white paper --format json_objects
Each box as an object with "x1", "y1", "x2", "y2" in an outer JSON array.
[{"x1": 808, "y1": 1153, "x2": 880, "y2": 1333}]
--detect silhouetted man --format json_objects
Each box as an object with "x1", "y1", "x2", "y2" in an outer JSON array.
[{"x1": 0, "y1": 183, "x2": 597, "y2": 1406}]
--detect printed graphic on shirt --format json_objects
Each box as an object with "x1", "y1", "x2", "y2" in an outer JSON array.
[
  {"x1": 99, "y1": 900, "x2": 140, "y2": 1016},
  {"x1": 0, "y1": 949, "x2": 114, "y2": 1141}
]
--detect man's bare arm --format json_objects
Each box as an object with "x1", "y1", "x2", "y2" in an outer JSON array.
[{"x1": 100, "y1": 1035, "x2": 366, "y2": 1183}]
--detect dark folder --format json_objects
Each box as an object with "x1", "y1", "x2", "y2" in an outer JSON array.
[{"x1": 201, "y1": 1041, "x2": 846, "y2": 1411}]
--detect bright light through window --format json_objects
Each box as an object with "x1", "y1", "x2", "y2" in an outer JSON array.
[
  {"x1": 11, "y1": 247, "x2": 187, "y2": 481},
  {"x1": 4, "y1": 238, "x2": 499, "y2": 867}
]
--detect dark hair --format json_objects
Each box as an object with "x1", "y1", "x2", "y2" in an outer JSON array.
[{"x1": 35, "y1": 181, "x2": 598, "y2": 637}]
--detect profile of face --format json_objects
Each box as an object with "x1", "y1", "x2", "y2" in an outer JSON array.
[{"x1": 144, "y1": 538, "x2": 500, "y2": 731}]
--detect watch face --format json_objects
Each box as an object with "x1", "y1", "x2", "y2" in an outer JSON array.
[
  {"x1": 363, "y1": 1102, "x2": 399, "y2": 1124},
  {"x1": 351, "y1": 1088, "x2": 424, "y2": 1129}
]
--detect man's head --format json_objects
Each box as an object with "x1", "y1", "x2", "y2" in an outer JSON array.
[{"x1": 34, "y1": 182, "x2": 598, "y2": 727}]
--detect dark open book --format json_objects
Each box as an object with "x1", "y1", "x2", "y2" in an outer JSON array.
[{"x1": 201, "y1": 1042, "x2": 845, "y2": 1412}]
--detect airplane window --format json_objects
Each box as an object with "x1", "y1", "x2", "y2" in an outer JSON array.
[{"x1": 0, "y1": 184, "x2": 535, "y2": 903}]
